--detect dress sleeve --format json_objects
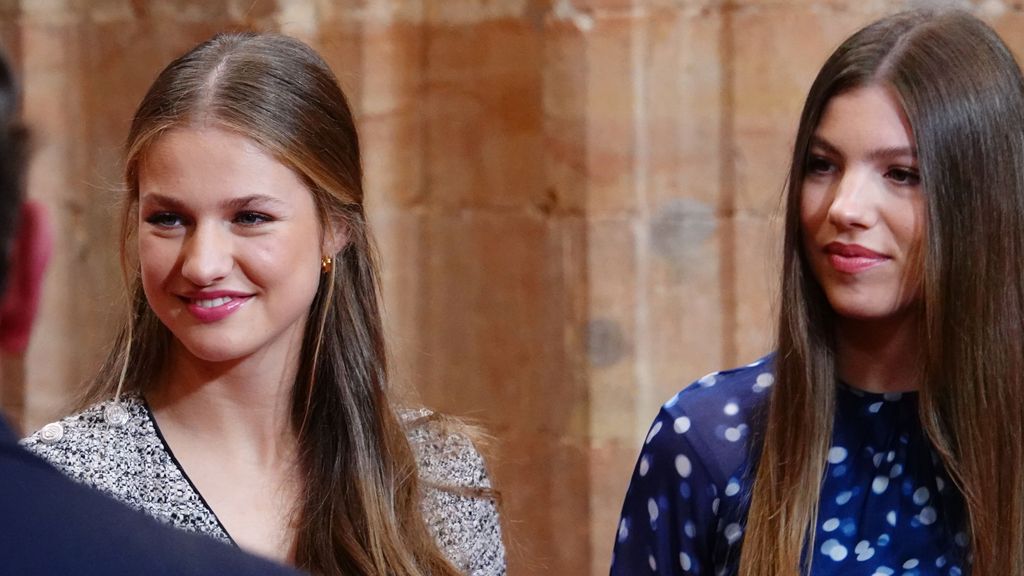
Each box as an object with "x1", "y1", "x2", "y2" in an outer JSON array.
[
  {"x1": 411, "y1": 417, "x2": 507, "y2": 576},
  {"x1": 611, "y1": 406, "x2": 720, "y2": 576}
]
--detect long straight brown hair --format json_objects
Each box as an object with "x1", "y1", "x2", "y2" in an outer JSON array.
[
  {"x1": 82, "y1": 33, "x2": 462, "y2": 576},
  {"x1": 741, "y1": 10, "x2": 1024, "y2": 575}
]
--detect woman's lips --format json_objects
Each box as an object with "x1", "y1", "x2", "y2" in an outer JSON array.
[
  {"x1": 824, "y1": 242, "x2": 888, "y2": 274},
  {"x1": 180, "y1": 292, "x2": 253, "y2": 323}
]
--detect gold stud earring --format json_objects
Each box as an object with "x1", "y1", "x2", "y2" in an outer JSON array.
[{"x1": 321, "y1": 255, "x2": 333, "y2": 273}]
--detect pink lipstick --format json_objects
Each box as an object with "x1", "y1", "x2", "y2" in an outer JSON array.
[
  {"x1": 824, "y1": 242, "x2": 888, "y2": 274},
  {"x1": 180, "y1": 291, "x2": 253, "y2": 323}
]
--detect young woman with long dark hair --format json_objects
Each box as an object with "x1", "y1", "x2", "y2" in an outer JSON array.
[
  {"x1": 22, "y1": 33, "x2": 505, "y2": 576},
  {"x1": 612, "y1": 9, "x2": 1024, "y2": 575}
]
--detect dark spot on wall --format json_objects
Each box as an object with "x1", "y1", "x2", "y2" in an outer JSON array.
[
  {"x1": 649, "y1": 198, "x2": 716, "y2": 273},
  {"x1": 537, "y1": 186, "x2": 559, "y2": 215},
  {"x1": 587, "y1": 318, "x2": 627, "y2": 368}
]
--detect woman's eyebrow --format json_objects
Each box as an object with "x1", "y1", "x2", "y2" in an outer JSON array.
[
  {"x1": 809, "y1": 136, "x2": 841, "y2": 156},
  {"x1": 222, "y1": 194, "x2": 288, "y2": 211},
  {"x1": 138, "y1": 193, "x2": 288, "y2": 211},
  {"x1": 866, "y1": 146, "x2": 918, "y2": 162},
  {"x1": 138, "y1": 193, "x2": 184, "y2": 209},
  {"x1": 810, "y1": 135, "x2": 917, "y2": 161}
]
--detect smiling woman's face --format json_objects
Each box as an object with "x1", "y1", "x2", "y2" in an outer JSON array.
[
  {"x1": 800, "y1": 84, "x2": 926, "y2": 323},
  {"x1": 137, "y1": 125, "x2": 329, "y2": 366}
]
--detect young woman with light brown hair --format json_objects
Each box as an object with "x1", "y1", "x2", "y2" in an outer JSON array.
[
  {"x1": 612, "y1": 9, "x2": 1024, "y2": 576},
  {"x1": 22, "y1": 32, "x2": 505, "y2": 576}
]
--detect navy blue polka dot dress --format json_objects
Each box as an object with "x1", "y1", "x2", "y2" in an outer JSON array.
[{"x1": 611, "y1": 355, "x2": 967, "y2": 576}]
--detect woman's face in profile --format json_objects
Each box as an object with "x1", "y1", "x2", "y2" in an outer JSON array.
[
  {"x1": 800, "y1": 84, "x2": 926, "y2": 323},
  {"x1": 135, "y1": 126, "x2": 327, "y2": 364}
]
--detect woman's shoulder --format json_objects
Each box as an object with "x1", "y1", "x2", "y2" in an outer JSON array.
[
  {"x1": 399, "y1": 408, "x2": 507, "y2": 575},
  {"x1": 20, "y1": 396, "x2": 156, "y2": 482},
  {"x1": 666, "y1": 353, "x2": 776, "y2": 418},
  {"x1": 661, "y1": 354, "x2": 775, "y2": 431},
  {"x1": 642, "y1": 354, "x2": 776, "y2": 481},
  {"x1": 610, "y1": 356, "x2": 776, "y2": 574},
  {"x1": 401, "y1": 408, "x2": 492, "y2": 488}
]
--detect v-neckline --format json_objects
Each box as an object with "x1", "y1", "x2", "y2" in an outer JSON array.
[{"x1": 140, "y1": 396, "x2": 240, "y2": 548}]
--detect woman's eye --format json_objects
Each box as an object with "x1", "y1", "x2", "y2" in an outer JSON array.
[
  {"x1": 234, "y1": 211, "x2": 272, "y2": 226},
  {"x1": 807, "y1": 156, "x2": 836, "y2": 175},
  {"x1": 144, "y1": 212, "x2": 184, "y2": 228},
  {"x1": 886, "y1": 167, "x2": 921, "y2": 186}
]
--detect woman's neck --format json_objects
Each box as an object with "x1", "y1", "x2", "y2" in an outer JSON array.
[
  {"x1": 835, "y1": 311, "x2": 923, "y2": 394},
  {"x1": 146, "y1": 341, "x2": 299, "y2": 466}
]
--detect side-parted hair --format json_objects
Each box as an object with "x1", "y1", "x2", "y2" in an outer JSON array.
[
  {"x1": 742, "y1": 10, "x2": 1024, "y2": 575},
  {"x1": 83, "y1": 33, "x2": 462, "y2": 576}
]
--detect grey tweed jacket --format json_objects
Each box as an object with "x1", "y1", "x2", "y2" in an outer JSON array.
[{"x1": 22, "y1": 396, "x2": 506, "y2": 575}]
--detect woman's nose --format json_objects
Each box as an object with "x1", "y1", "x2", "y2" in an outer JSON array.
[
  {"x1": 179, "y1": 223, "x2": 232, "y2": 286},
  {"x1": 827, "y1": 169, "x2": 878, "y2": 230}
]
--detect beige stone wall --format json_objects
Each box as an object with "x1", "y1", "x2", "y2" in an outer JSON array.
[{"x1": 2, "y1": 0, "x2": 1021, "y2": 574}]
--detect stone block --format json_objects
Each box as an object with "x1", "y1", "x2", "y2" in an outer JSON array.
[
  {"x1": 137, "y1": 0, "x2": 237, "y2": 22},
  {"x1": 543, "y1": 20, "x2": 588, "y2": 215},
  {"x1": 414, "y1": 208, "x2": 579, "y2": 432},
  {"x1": 581, "y1": 13, "x2": 641, "y2": 216},
  {"x1": 644, "y1": 6, "x2": 724, "y2": 211},
  {"x1": 312, "y1": 0, "x2": 423, "y2": 26},
  {"x1": 21, "y1": 18, "x2": 97, "y2": 431},
  {"x1": 590, "y1": 438, "x2": 644, "y2": 574},
  {"x1": 989, "y1": 10, "x2": 1024, "y2": 63},
  {"x1": 319, "y1": 19, "x2": 429, "y2": 208},
  {"x1": 731, "y1": 0, "x2": 906, "y2": 9},
  {"x1": 644, "y1": 197, "x2": 724, "y2": 404},
  {"x1": 314, "y1": 16, "x2": 364, "y2": 103},
  {"x1": 567, "y1": 0, "x2": 639, "y2": 12},
  {"x1": 733, "y1": 210, "x2": 778, "y2": 363},
  {"x1": 580, "y1": 5, "x2": 723, "y2": 216},
  {"x1": 586, "y1": 217, "x2": 639, "y2": 441},
  {"x1": 425, "y1": 0, "x2": 528, "y2": 25},
  {"x1": 366, "y1": 205, "x2": 425, "y2": 398},
  {"x1": 486, "y1": 428, "x2": 590, "y2": 576},
  {"x1": 20, "y1": 0, "x2": 71, "y2": 23},
  {"x1": 424, "y1": 19, "x2": 545, "y2": 210}
]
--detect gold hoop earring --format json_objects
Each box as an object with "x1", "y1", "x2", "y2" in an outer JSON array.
[{"x1": 321, "y1": 255, "x2": 333, "y2": 273}]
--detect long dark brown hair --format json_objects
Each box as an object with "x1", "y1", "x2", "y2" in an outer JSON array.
[
  {"x1": 742, "y1": 10, "x2": 1024, "y2": 575},
  {"x1": 83, "y1": 33, "x2": 462, "y2": 576}
]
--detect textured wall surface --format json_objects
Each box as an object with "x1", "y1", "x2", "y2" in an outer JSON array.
[{"x1": 0, "y1": 0, "x2": 1019, "y2": 574}]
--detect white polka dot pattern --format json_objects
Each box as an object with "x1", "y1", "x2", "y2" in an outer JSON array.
[{"x1": 610, "y1": 354, "x2": 967, "y2": 575}]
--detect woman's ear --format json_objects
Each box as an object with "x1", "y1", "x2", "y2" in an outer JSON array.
[
  {"x1": 0, "y1": 200, "x2": 53, "y2": 355},
  {"x1": 323, "y1": 218, "x2": 349, "y2": 258}
]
